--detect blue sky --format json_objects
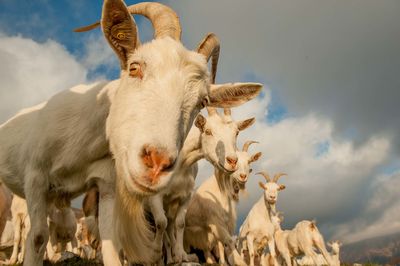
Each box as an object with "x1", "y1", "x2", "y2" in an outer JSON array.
[{"x1": 1, "y1": 0, "x2": 400, "y2": 245}]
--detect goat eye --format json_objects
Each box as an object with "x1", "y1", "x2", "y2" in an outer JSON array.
[
  {"x1": 205, "y1": 129, "x2": 213, "y2": 136},
  {"x1": 129, "y1": 62, "x2": 143, "y2": 79},
  {"x1": 249, "y1": 169, "x2": 253, "y2": 173},
  {"x1": 235, "y1": 130, "x2": 239, "y2": 136}
]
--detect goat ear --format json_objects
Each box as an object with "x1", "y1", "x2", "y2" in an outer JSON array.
[
  {"x1": 208, "y1": 83, "x2": 262, "y2": 108},
  {"x1": 278, "y1": 184, "x2": 286, "y2": 191},
  {"x1": 101, "y1": 0, "x2": 138, "y2": 70},
  {"x1": 195, "y1": 114, "x2": 206, "y2": 132},
  {"x1": 237, "y1": 118, "x2": 255, "y2": 131},
  {"x1": 258, "y1": 181, "x2": 266, "y2": 190},
  {"x1": 250, "y1": 152, "x2": 262, "y2": 163},
  {"x1": 327, "y1": 242, "x2": 333, "y2": 247}
]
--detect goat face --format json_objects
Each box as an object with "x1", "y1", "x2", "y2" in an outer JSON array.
[
  {"x1": 195, "y1": 112, "x2": 254, "y2": 172},
  {"x1": 259, "y1": 181, "x2": 286, "y2": 205},
  {"x1": 100, "y1": 0, "x2": 262, "y2": 196},
  {"x1": 258, "y1": 172, "x2": 286, "y2": 205},
  {"x1": 231, "y1": 148, "x2": 262, "y2": 187},
  {"x1": 328, "y1": 241, "x2": 342, "y2": 255}
]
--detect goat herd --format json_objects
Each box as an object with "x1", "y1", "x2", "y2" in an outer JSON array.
[{"x1": 0, "y1": 1, "x2": 342, "y2": 266}]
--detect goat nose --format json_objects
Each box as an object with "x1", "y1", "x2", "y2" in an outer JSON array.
[
  {"x1": 141, "y1": 145, "x2": 176, "y2": 185},
  {"x1": 226, "y1": 156, "x2": 238, "y2": 168},
  {"x1": 240, "y1": 174, "x2": 247, "y2": 180}
]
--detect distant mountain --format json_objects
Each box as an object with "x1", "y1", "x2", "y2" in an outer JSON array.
[{"x1": 341, "y1": 232, "x2": 400, "y2": 265}]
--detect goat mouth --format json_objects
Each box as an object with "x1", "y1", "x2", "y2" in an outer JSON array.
[
  {"x1": 132, "y1": 179, "x2": 157, "y2": 194},
  {"x1": 218, "y1": 163, "x2": 235, "y2": 173}
]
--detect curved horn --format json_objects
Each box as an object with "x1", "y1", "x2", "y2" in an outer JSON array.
[
  {"x1": 197, "y1": 33, "x2": 220, "y2": 83},
  {"x1": 256, "y1": 172, "x2": 271, "y2": 182},
  {"x1": 242, "y1": 141, "x2": 259, "y2": 152},
  {"x1": 273, "y1": 172, "x2": 287, "y2": 182},
  {"x1": 206, "y1": 107, "x2": 217, "y2": 116},
  {"x1": 74, "y1": 21, "x2": 100, "y2": 32},
  {"x1": 74, "y1": 2, "x2": 181, "y2": 41},
  {"x1": 127, "y1": 2, "x2": 181, "y2": 40}
]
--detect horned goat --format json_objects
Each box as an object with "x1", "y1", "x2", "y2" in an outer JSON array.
[
  {"x1": 184, "y1": 139, "x2": 261, "y2": 265},
  {"x1": 0, "y1": 0, "x2": 262, "y2": 265},
  {"x1": 237, "y1": 172, "x2": 287, "y2": 266},
  {"x1": 147, "y1": 106, "x2": 256, "y2": 264},
  {"x1": 272, "y1": 213, "x2": 334, "y2": 266}
]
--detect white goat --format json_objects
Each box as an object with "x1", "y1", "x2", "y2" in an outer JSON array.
[
  {"x1": 297, "y1": 240, "x2": 342, "y2": 266},
  {"x1": 45, "y1": 203, "x2": 79, "y2": 262},
  {"x1": 184, "y1": 139, "x2": 262, "y2": 265},
  {"x1": 0, "y1": 1, "x2": 261, "y2": 265},
  {"x1": 237, "y1": 172, "x2": 287, "y2": 266},
  {"x1": 148, "y1": 107, "x2": 255, "y2": 264},
  {"x1": 8, "y1": 195, "x2": 30, "y2": 265},
  {"x1": 272, "y1": 214, "x2": 334, "y2": 266}
]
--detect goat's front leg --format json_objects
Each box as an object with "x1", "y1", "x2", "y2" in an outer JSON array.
[
  {"x1": 18, "y1": 220, "x2": 29, "y2": 264},
  {"x1": 209, "y1": 224, "x2": 246, "y2": 266},
  {"x1": 148, "y1": 194, "x2": 167, "y2": 261},
  {"x1": 246, "y1": 234, "x2": 255, "y2": 266},
  {"x1": 71, "y1": 236, "x2": 79, "y2": 255},
  {"x1": 45, "y1": 229, "x2": 59, "y2": 262},
  {"x1": 98, "y1": 182, "x2": 121, "y2": 266},
  {"x1": 267, "y1": 238, "x2": 279, "y2": 266},
  {"x1": 217, "y1": 241, "x2": 226, "y2": 265},
  {"x1": 172, "y1": 194, "x2": 193, "y2": 263},
  {"x1": 9, "y1": 216, "x2": 21, "y2": 264},
  {"x1": 164, "y1": 222, "x2": 174, "y2": 265},
  {"x1": 24, "y1": 173, "x2": 49, "y2": 266}
]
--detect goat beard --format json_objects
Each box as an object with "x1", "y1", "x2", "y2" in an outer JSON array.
[{"x1": 113, "y1": 178, "x2": 157, "y2": 263}]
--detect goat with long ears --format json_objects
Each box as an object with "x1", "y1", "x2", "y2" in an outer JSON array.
[{"x1": 0, "y1": 1, "x2": 262, "y2": 265}]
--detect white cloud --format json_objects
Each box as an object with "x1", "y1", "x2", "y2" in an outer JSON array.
[
  {"x1": 332, "y1": 171, "x2": 400, "y2": 243},
  {"x1": 0, "y1": 33, "x2": 87, "y2": 123},
  {"x1": 81, "y1": 33, "x2": 118, "y2": 78}
]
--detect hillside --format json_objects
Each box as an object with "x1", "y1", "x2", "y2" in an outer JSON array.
[{"x1": 341, "y1": 232, "x2": 400, "y2": 265}]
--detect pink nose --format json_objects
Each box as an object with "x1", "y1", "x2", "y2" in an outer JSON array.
[
  {"x1": 141, "y1": 146, "x2": 175, "y2": 185},
  {"x1": 226, "y1": 156, "x2": 238, "y2": 168},
  {"x1": 240, "y1": 173, "x2": 247, "y2": 181}
]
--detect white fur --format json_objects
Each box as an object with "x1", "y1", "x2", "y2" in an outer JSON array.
[
  {"x1": 237, "y1": 176, "x2": 287, "y2": 266},
  {"x1": 8, "y1": 195, "x2": 30, "y2": 265},
  {"x1": 45, "y1": 204, "x2": 79, "y2": 262},
  {"x1": 272, "y1": 215, "x2": 334, "y2": 266},
  {"x1": 0, "y1": 1, "x2": 261, "y2": 265},
  {"x1": 297, "y1": 240, "x2": 341, "y2": 266},
  {"x1": 146, "y1": 110, "x2": 254, "y2": 264},
  {"x1": 184, "y1": 144, "x2": 261, "y2": 265}
]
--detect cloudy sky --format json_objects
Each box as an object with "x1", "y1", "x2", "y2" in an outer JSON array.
[{"x1": 0, "y1": 0, "x2": 399, "y2": 244}]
